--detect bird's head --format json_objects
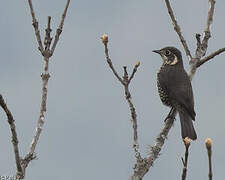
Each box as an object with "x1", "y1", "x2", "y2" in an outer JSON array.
[{"x1": 153, "y1": 46, "x2": 183, "y2": 66}]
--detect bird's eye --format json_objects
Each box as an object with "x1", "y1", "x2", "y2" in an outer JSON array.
[{"x1": 165, "y1": 50, "x2": 171, "y2": 55}]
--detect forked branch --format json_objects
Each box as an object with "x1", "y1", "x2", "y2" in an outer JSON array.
[
  {"x1": 21, "y1": 0, "x2": 70, "y2": 175},
  {"x1": 101, "y1": 34, "x2": 141, "y2": 156}
]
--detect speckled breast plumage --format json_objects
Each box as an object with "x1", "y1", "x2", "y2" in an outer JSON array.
[{"x1": 157, "y1": 65, "x2": 172, "y2": 107}]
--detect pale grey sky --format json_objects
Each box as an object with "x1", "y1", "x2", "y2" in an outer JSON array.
[{"x1": 0, "y1": 0, "x2": 225, "y2": 179}]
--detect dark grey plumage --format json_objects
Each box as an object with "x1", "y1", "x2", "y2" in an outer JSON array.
[{"x1": 153, "y1": 46, "x2": 197, "y2": 140}]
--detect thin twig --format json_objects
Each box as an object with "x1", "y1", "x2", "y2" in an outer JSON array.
[
  {"x1": 44, "y1": 16, "x2": 52, "y2": 51},
  {"x1": 102, "y1": 36, "x2": 124, "y2": 84},
  {"x1": 181, "y1": 138, "x2": 190, "y2": 180},
  {"x1": 190, "y1": 0, "x2": 216, "y2": 80},
  {"x1": 205, "y1": 0, "x2": 215, "y2": 33},
  {"x1": 196, "y1": 0, "x2": 216, "y2": 59},
  {"x1": 51, "y1": 0, "x2": 70, "y2": 55},
  {"x1": 27, "y1": 0, "x2": 44, "y2": 54},
  {"x1": 164, "y1": 0, "x2": 192, "y2": 59},
  {"x1": 195, "y1": 34, "x2": 202, "y2": 58},
  {"x1": 205, "y1": 138, "x2": 213, "y2": 180},
  {"x1": 202, "y1": 0, "x2": 215, "y2": 47},
  {"x1": 102, "y1": 34, "x2": 140, "y2": 156},
  {"x1": 123, "y1": 66, "x2": 139, "y2": 152},
  {"x1": 128, "y1": 62, "x2": 140, "y2": 84},
  {"x1": 197, "y1": 47, "x2": 225, "y2": 67},
  {"x1": 0, "y1": 95, "x2": 23, "y2": 178}
]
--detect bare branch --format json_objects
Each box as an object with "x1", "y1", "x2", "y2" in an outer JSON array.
[
  {"x1": 181, "y1": 138, "x2": 191, "y2": 180},
  {"x1": 195, "y1": 34, "x2": 202, "y2": 58},
  {"x1": 21, "y1": 57, "x2": 50, "y2": 175},
  {"x1": 131, "y1": 108, "x2": 177, "y2": 180},
  {"x1": 44, "y1": 16, "x2": 53, "y2": 51},
  {"x1": 197, "y1": 47, "x2": 225, "y2": 67},
  {"x1": 23, "y1": 14, "x2": 54, "y2": 169},
  {"x1": 202, "y1": 0, "x2": 215, "y2": 43},
  {"x1": 190, "y1": 0, "x2": 216, "y2": 79},
  {"x1": 0, "y1": 95, "x2": 23, "y2": 178},
  {"x1": 20, "y1": 0, "x2": 70, "y2": 177},
  {"x1": 51, "y1": 0, "x2": 70, "y2": 55},
  {"x1": 205, "y1": 0, "x2": 216, "y2": 33},
  {"x1": 205, "y1": 138, "x2": 213, "y2": 180},
  {"x1": 195, "y1": 0, "x2": 216, "y2": 58},
  {"x1": 101, "y1": 34, "x2": 141, "y2": 157},
  {"x1": 128, "y1": 62, "x2": 140, "y2": 84},
  {"x1": 123, "y1": 66, "x2": 139, "y2": 152},
  {"x1": 146, "y1": 108, "x2": 177, "y2": 164},
  {"x1": 164, "y1": 0, "x2": 192, "y2": 59},
  {"x1": 27, "y1": 0, "x2": 44, "y2": 54},
  {"x1": 102, "y1": 35, "x2": 124, "y2": 84}
]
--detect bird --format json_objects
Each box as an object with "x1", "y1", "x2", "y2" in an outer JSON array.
[{"x1": 153, "y1": 46, "x2": 197, "y2": 140}]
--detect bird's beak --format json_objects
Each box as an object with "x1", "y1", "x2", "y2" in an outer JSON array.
[{"x1": 152, "y1": 50, "x2": 161, "y2": 54}]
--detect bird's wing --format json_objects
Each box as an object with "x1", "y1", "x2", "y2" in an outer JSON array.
[{"x1": 166, "y1": 68, "x2": 196, "y2": 120}]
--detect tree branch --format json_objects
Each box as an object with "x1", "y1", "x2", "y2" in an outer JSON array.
[
  {"x1": 51, "y1": 0, "x2": 70, "y2": 55},
  {"x1": 131, "y1": 108, "x2": 177, "y2": 180},
  {"x1": 17, "y1": 1, "x2": 70, "y2": 178},
  {"x1": 205, "y1": 138, "x2": 213, "y2": 180},
  {"x1": 164, "y1": 0, "x2": 192, "y2": 59},
  {"x1": 181, "y1": 138, "x2": 191, "y2": 180},
  {"x1": 0, "y1": 95, "x2": 23, "y2": 178},
  {"x1": 123, "y1": 66, "x2": 139, "y2": 152},
  {"x1": 190, "y1": 0, "x2": 215, "y2": 80},
  {"x1": 202, "y1": 0, "x2": 215, "y2": 47},
  {"x1": 128, "y1": 62, "x2": 140, "y2": 84},
  {"x1": 101, "y1": 35, "x2": 124, "y2": 84},
  {"x1": 27, "y1": 0, "x2": 44, "y2": 54},
  {"x1": 195, "y1": 0, "x2": 216, "y2": 59},
  {"x1": 197, "y1": 47, "x2": 225, "y2": 67},
  {"x1": 101, "y1": 34, "x2": 141, "y2": 156}
]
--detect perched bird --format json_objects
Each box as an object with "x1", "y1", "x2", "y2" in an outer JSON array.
[{"x1": 153, "y1": 46, "x2": 197, "y2": 140}]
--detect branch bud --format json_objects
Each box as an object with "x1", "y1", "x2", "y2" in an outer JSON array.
[
  {"x1": 183, "y1": 137, "x2": 190, "y2": 148},
  {"x1": 205, "y1": 138, "x2": 212, "y2": 150},
  {"x1": 101, "y1": 34, "x2": 108, "y2": 44},
  {"x1": 135, "y1": 61, "x2": 140, "y2": 67}
]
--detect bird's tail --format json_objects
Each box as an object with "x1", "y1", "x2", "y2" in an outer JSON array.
[{"x1": 179, "y1": 111, "x2": 197, "y2": 140}]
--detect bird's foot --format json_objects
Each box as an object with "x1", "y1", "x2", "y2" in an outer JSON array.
[
  {"x1": 164, "y1": 115, "x2": 176, "y2": 122},
  {"x1": 164, "y1": 107, "x2": 176, "y2": 122}
]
